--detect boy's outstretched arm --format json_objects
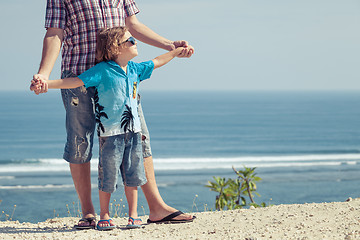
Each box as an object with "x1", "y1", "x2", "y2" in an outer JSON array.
[
  {"x1": 31, "y1": 77, "x2": 84, "y2": 92},
  {"x1": 46, "y1": 77, "x2": 84, "y2": 89},
  {"x1": 152, "y1": 47, "x2": 185, "y2": 70}
]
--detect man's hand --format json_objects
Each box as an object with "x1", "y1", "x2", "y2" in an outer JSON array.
[
  {"x1": 30, "y1": 74, "x2": 49, "y2": 95},
  {"x1": 173, "y1": 40, "x2": 195, "y2": 58}
]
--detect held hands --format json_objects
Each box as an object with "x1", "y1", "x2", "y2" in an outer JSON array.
[
  {"x1": 173, "y1": 47, "x2": 188, "y2": 58},
  {"x1": 30, "y1": 74, "x2": 49, "y2": 95},
  {"x1": 172, "y1": 40, "x2": 194, "y2": 58}
]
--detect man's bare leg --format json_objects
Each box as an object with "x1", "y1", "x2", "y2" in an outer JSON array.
[
  {"x1": 141, "y1": 156, "x2": 193, "y2": 221},
  {"x1": 70, "y1": 162, "x2": 96, "y2": 226}
]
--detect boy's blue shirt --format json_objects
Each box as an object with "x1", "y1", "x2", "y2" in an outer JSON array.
[{"x1": 78, "y1": 60, "x2": 154, "y2": 137}]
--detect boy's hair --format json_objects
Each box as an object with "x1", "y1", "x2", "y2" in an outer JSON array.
[{"x1": 96, "y1": 27, "x2": 128, "y2": 62}]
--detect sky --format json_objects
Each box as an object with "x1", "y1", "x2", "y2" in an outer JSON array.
[{"x1": 0, "y1": 0, "x2": 359, "y2": 91}]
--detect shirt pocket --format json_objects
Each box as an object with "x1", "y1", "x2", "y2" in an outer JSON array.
[
  {"x1": 111, "y1": 0, "x2": 122, "y2": 8},
  {"x1": 66, "y1": 0, "x2": 103, "y2": 32}
]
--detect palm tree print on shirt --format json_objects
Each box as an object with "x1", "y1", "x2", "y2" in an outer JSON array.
[
  {"x1": 121, "y1": 105, "x2": 134, "y2": 133},
  {"x1": 94, "y1": 89, "x2": 109, "y2": 136}
]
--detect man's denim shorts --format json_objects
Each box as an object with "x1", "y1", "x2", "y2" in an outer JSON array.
[
  {"x1": 137, "y1": 94, "x2": 152, "y2": 158},
  {"x1": 98, "y1": 132, "x2": 147, "y2": 193},
  {"x1": 60, "y1": 71, "x2": 152, "y2": 164}
]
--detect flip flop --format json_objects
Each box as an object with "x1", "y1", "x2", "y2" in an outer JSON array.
[
  {"x1": 126, "y1": 217, "x2": 143, "y2": 229},
  {"x1": 147, "y1": 211, "x2": 196, "y2": 224},
  {"x1": 74, "y1": 217, "x2": 96, "y2": 230},
  {"x1": 97, "y1": 219, "x2": 116, "y2": 231}
]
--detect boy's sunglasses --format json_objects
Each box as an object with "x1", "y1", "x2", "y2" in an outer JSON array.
[{"x1": 120, "y1": 36, "x2": 136, "y2": 45}]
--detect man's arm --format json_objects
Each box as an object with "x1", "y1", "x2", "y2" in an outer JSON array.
[
  {"x1": 32, "y1": 28, "x2": 64, "y2": 93},
  {"x1": 125, "y1": 15, "x2": 194, "y2": 57}
]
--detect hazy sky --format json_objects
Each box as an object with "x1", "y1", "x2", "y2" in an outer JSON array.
[{"x1": 1, "y1": 0, "x2": 359, "y2": 91}]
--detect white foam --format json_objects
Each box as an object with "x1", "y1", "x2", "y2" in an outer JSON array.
[
  {"x1": 153, "y1": 161, "x2": 344, "y2": 170},
  {"x1": 152, "y1": 154, "x2": 359, "y2": 170},
  {"x1": 0, "y1": 184, "x2": 97, "y2": 190},
  {"x1": 153, "y1": 154, "x2": 360, "y2": 163},
  {"x1": 0, "y1": 176, "x2": 15, "y2": 180},
  {"x1": 0, "y1": 153, "x2": 358, "y2": 172}
]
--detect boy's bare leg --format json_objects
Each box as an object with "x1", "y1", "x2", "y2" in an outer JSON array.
[
  {"x1": 69, "y1": 162, "x2": 96, "y2": 227},
  {"x1": 98, "y1": 190, "x2": 115, "y2": 227},
  {"x1": 141, "y1": 156, "x2": 193, "y2": 221},
  {"x1": 125, "y1": 186, "x2": 139, "y2": 218}
]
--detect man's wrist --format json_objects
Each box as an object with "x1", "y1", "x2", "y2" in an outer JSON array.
[
  {"x1": 167, "y1": 41, "x2": 175, "y2": 51},
  {"x1": 36, "y1": 72, "x2": 50, "y2": 80}
]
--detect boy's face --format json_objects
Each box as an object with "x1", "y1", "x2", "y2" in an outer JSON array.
[{"x1": 118, "y1": 31, "x2": 138, "y2": 59}]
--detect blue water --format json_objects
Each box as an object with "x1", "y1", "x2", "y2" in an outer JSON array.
[{"x1": 0, "y1": 90, "x2": 359, "y2": 223}]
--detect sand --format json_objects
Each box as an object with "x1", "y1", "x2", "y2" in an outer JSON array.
[{"x1": 0, "y1": 198, "x2": 359, "y2": 240}]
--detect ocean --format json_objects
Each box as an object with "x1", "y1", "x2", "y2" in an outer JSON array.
[{"x1": 0, "y1": 90, "x2": 359, "y2": 223}]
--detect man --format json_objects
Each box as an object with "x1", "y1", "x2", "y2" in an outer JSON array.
[{"x1": 32, "y1": 0, "x2": 194, "y2": 229}]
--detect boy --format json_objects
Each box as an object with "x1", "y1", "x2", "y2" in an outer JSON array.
[{"x1": 31, "y1": 27, "x2": 188, "y2": 230}]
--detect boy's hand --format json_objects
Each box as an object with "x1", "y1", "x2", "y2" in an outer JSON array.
[
  {"x1": 30, "y1": 80, "x2": 46, "y2": 95},
  {"x1": 174, "y1": 47, "x2": 185, "y2": 58},
  {"x1": 30, "y1": 74, "x2": 49, "y2": 95},
  {"x1": 176, "y1": 46, "x2": 194, "y2": 58}
]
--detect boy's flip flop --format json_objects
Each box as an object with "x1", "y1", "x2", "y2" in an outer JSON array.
[
  {"x1": 126, "y1": 217, "x2": 143, "y2": 229},
  {"x1": 147, "y1": 211, "x2": 196, "y2": 224},
  {"x1": 74, "y1": 217, "x2": 96, "y2": 230},
  {"x1": 96, "y1": 219, "x2": 116, "y2": 231}
]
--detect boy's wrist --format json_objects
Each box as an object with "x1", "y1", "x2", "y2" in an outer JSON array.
[{"x1": 174, "y1": 47, "x2": 184, "y2": 56}]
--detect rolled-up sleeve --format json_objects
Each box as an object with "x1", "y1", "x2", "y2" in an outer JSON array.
[
  {"x1": 123, "y1": 0, "x2": 140, "y2": 17},
  {"x1": 45, "y1": 0, "x2": 67, "y2": 29}
]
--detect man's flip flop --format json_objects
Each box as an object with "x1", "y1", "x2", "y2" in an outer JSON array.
[
  {"x1": 147, "y1": 211, "x2": 196, "y2": 224},
  {"x1": 96, "y1": 219, "x2": 116, "y2": 231},
  {"x1": 74, "y1": 217, "x2": 96, "y2": 230}
]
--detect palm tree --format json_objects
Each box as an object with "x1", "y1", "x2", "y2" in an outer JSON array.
[
  {"x1": 232, "y1": 166, "x2": 262, "y2": 204},
  {"x1": 205, "y1": 177, "x2": 231, "y2": 210},
  {"x1": 94, "y1": 89, "x2": 108, "y2": 136},
  {"x1": 121, "y1": 104, "x2": 134, "y2": 133}
]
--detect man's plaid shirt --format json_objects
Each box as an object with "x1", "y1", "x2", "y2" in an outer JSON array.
[{"x1": 45, "y1": 0, "x2": 139, "y2": 75}]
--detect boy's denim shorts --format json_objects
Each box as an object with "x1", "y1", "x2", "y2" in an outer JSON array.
[
  {"x1": 60, "y1": 71, "x2": 152, "y2": 164},
  {"x1": 98, "y1": 132, "x2": 147, "y2": 193}
]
